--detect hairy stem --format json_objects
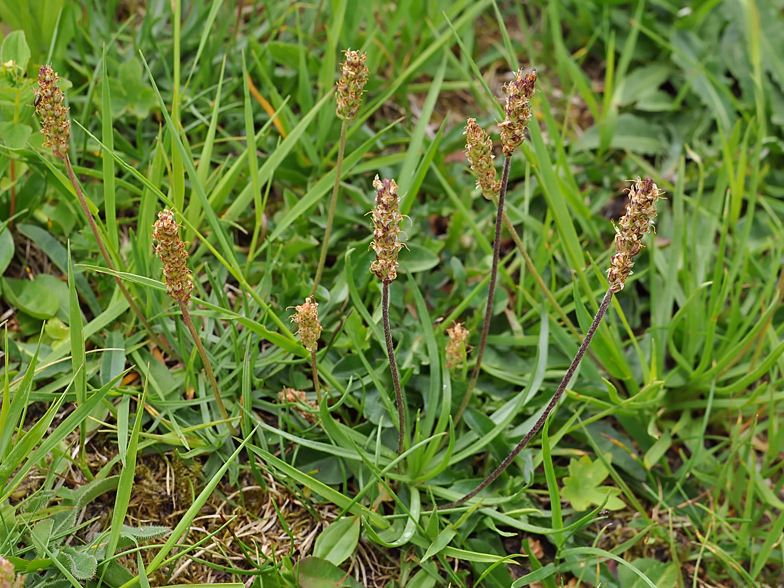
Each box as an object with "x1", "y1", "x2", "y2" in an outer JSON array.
[
  {"x1": 178, "y1": 300, "x2": 236, "y2": 435},
  {"x1": 382, "y1": 281, "x2": 406, "y2": 455},
  {"x1": 64, "y1": 155, "x2": 178, "y2": 359},
  {"x1": 445, "y1": 287, "x2": 614, "y2": 508},
  {"x1": 311, "y1": 349, "x2": 322, "y2": 403},
  {"x1": 312, "y1": 119, "x2": 349, "y2": 296},
  {"x1": 455, "y1": 155, "x2": 512, "y2": 423}
]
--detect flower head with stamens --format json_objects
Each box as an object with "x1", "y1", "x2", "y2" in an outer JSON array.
[
  {"x1": 0, "y1": 556, "x2": 25, "y2": 588},
  {"x1": 499, "y1": 69, "x2": 536, "y2": 158},
  {"x1": 153, "y1": 209, "x2": 194, "y2": 303},
  {"x1": 35, "y1": 65, "x2": 71, "y2": 159},
  {"x1": 336, "y1": 49, "x2": 369, "y2": 120},
  {"x1": 464, "y1": 118, "x2": 500, "y2": 199},
  {"x1": 290, "y1": 297, "x2": 322, "y2": 351},
  {"x1": 370, "y1": 175, "x2": 404, "y2": 283},
  {"x1": 446, "y1": 322, "x2": 470, "y2": 369},
  {"x1": 607, "y1": 178, "x2": 661, "y2": 292}
]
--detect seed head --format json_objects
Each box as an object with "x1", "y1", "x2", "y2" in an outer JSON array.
[
  {"x1": 152, "y1": 209, "x2": 194, "y2": 303},
  {"x1": 370, "y1": 175, "x2": 404, "y2": 283},
  {"x1": 446, "y1": 323, "x2": 470, "y2": 369},
  {"x1": 0, "y1": 557, "x2": 25, "y2": 588},
  {"x1": 499, "y1": 69, "x2": 536, "y2": 157},
  {"x1": 607, "y1": 178, "x2": 661, "y2": 292},
  {"x1": 464, "y1": 118, "x2": 500, "y2": 199},
  {"x1": 336, "y1": 49, "x2": 368, "y2": 120},
  {"x1": 290, "y1": 297, "x2": 322, "y2": 352},
  {"x1": 35, "y1": 65, "x2": 71, "y2": 159},
  {"x1": 279, "y1": 388, "x2": 318, "y2": 423}
]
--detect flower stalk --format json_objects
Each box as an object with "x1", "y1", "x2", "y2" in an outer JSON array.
[
  {"x1": 153, "y1": 210, "x2": 235, "y2": 434},
  {"x1": 35, "y1": 65, "x2": 177, "y2": 360},
  {"x1": 445, "y1": 177, "x2": 660, "y2": 509},
  {"x1": 370, "y1": 175, "x2": 406, "y2": 455},
  {"x1": 456, "y1": 70, "x2": 537, "y2": 424},
  {"x1": 312, "y1": 49, "x2": 368, "y2": 296}
]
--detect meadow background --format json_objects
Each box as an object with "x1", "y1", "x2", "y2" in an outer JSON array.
[{"x1": 1, "y1": 1, "x2": 783, "y2": 587}]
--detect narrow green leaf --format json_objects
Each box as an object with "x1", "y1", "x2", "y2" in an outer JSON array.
[
  {"x1": 68, "y1": 242, "x2": 86, "y2": 411},
  {"x1": 102, "y1": 44, "x2": 118, "y2": 252}
]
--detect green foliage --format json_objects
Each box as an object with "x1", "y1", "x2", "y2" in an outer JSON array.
[
  {"x1": 561, "y1": 455, "x2": 625, "y2": 512},
  {"x1": 0, "y1": 0, "x2": 782, "y2": 587},
  {"x1": 312, "y1": 517, "x2": 360, "y2": 566}
]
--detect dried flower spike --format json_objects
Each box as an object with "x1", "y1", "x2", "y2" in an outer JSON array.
[
  {"x1": 607, "y1": 178, "x2": 661, "y2": 292},
  {"x1": 35, "y1": 64, "x2": 71, "y2": 159},
  {"x1": 370, "y1": 175, "x2": 404, "y2": 283},
  {"x1": 290, "y1": 297, "x2": 322, "y2": 351},
  {"x1": 279, "y1": 388, "x2": 318, "y2": 424},
  {"x1": 153, "y1": 209, "x2": 194, "y2": 303},
  {"x1": 0, "y1": 557, "x2": 25, "y2": 588},
  {"x1": 499, "y1": 69, "x2": 537, "y2": 157},
  {"x1": 446, "y1": 323, "x2": 470, "y2": 369},
  {"x1": 336, "y1": 49, "x2": 369, "y2": 120},
  {"x1": 464, "y1": 118, "x2": 500, "y2": 199}
]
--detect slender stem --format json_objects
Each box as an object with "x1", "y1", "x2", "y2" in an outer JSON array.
[
  {"x1": 310, "y1": 349, "x2": 322, "y2": 403},
  {"x1": 455, "y1": 155, "x2": 512, "y2": 424},
  {"x1": 444, "y1": 288, "x2": 614, "y2": 509},
  {"x1": 64, "y1": 155, "x2": 178, "y2": 360},
  {"x1": 178, "y1": 300, "x2": 236, "y2": 435},
  {"x1": 312, "y1": 119, "x2": 349, "y2": 296},
  {"x1": 382, "y1": 281, "x2": 406, "y2": 455}
]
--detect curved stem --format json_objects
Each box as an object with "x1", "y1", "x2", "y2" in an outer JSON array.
[
  {"x1": 64, "y1": 155, "x2": 178, "y2": 360},
  {"x1": 382, "y1": 281, "x2": 406, "y2": 455},
  {"x1": 455, "y1": 155, "x2": 512, "y2": 423},
  {"x1": 178, "y1": 300, "x2": 236, "y2": 435},
  {"x1": 312, "y1": 119, "x2": 349, "y2": 296},
  {"x1": 445, "y1": 287, "x2": 614, "y2": 509}
]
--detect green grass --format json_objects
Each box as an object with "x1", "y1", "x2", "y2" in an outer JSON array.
[{"x1": 1, "y1": 1, "x2": 784, "y2": 587}]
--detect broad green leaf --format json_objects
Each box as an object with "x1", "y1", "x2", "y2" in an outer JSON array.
[
  {"x1": 0, "y1": 30, "x2": 31, "y2": 70},
  {"x1": 1, "y1": 276, "x2": 59, "y2": 319},
  {"x1": 59, "y1": 547, "x2": 97, "y2": 580},
  {"x1": 313, "y1": 517, "x2": 360, "y2": 566},
  {"x1": 575, "y1": 113, "x2": 665, "y2": 154},
  {"x1": 617, "y1": 558, "x2": 679, "y2": 588},
  {"x1": 297, "y1": 557, "x2": 364, "y2": 588},
  {"x1": 0, "y1": 122, "x2": 32, "y2": 150},
  {"x1": 402, "y1": 243, "x2": 440, "y2": 273},
  {"x1": 560, "y1": 455, "x2": 625, "y2": 512}
]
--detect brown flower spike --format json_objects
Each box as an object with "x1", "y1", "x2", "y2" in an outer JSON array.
[
  {"x1": 336, "y1": 49, "x2": 368, "y2": 120},
  {"x1": 153, "y1": 210, "x2": 194, "y2": 303},
  {"x1": 290, "y1": 297, "x2": 322, "y2": 352},
  {"x1": 607, "y1": 178, "x2": 661, "y2": 292},
  {"x1": 464, "y1": 118, "x2": 500, "y2": 199},
  {"x1": 370, "y1": 175, "x2": 404, "y2": 283},
  {"x1": 0, "y1": 557, "x2": 25, "y2": 588},
  {"x1": 499, "y1": 69, "x2": 537, "y2": 157},
  {"x1": 35, "y1": 64, "x2": 71, "y2": 159},
  {"x1": 446, "y1": 323, "x2": 470, "y2": 369}
]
